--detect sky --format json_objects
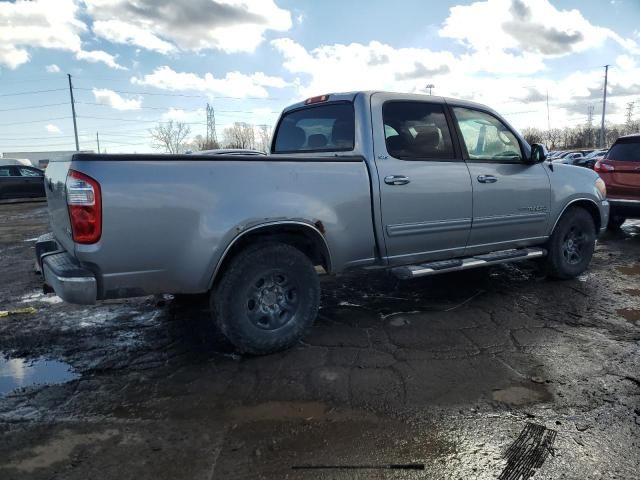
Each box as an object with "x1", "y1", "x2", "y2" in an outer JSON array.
[{"x1": 1, "y1": 0, "x2": 640, "y2": 154}]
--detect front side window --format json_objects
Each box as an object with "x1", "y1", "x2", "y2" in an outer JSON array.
[
  {"x1": 273, "y1": 103, "x2": 354, "y2": 153},
  {"x1": 18, "y1": 167, "x2": 42, "y2": 177},
  {"x1": 382, "y1": 102, "x2": 455, "y2": 160},
  {"x1": 605, "y1": 139, "x2": 640, "y2": 162},
  {"x1": 452, "y1": 107, "x2": 523, "y2": 162}
]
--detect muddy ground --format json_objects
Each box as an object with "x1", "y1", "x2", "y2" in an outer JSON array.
[{"x1": 0, "y1": 201, "x2": 638, "y2": 479}]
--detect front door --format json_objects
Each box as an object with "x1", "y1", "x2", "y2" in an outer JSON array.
[
  {"x1": 371, "y1": 94, "x2": 473, "y2": 265},
  {"x1": 449, "y1": 106, "x2": 551, "y2": 253}
]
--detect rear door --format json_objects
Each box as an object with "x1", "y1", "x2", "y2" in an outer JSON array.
[
  {"x1": 17, "y1": 167, "x2": 45, "y2": 197},
  {"x1": 450, "y1": 106, "x2": 551, "y2": 252},
  {"x1": 371, "y1": 93, "x2": 472, "y2": 265},
  {"x1": 603, "y1": 137, "x2": 640, "y2": 200},
  {"x1": 0, "y1": 166, "x2": 20, "y2": 198}
]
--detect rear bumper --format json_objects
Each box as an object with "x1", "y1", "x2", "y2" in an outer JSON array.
[
  {"x1": 608, "y1": 198, "x2": 640, "y2": 218},
  {"x1": 35, "y1": 233, "x2": 97, "y2": 305}
]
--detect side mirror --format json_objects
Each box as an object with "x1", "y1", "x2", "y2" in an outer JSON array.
[{"x1": 530, "y1": 143, "x2": 547, "y2": 163}]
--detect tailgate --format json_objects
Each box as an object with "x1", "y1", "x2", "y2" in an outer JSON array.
[{"x1": 44, "y1": 158, "x2": 75, "y2": 254}]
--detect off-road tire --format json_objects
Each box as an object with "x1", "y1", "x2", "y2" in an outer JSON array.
[
  {"x1": 211, "y1": 242, "x2": 320, "y2": 355},
  {"x1": 545, "y1": 207, "x2": 596, "y2": 279},
  {"x1": 607, "y1": 215, "x2": 626, "y2": 230}
]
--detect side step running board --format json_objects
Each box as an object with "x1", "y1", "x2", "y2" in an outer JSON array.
[{"x1": 392, "y1": 248, "x2": 547, "y2": 280}]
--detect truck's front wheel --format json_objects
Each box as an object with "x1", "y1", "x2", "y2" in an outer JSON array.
[
  {"x1": 545, "y1": 207, "x2": 596, "y2": 279},
  {"x1": 212, "y1": 242, "x2": 320, "y2": 355}
]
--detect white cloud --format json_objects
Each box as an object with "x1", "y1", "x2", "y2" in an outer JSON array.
[
  {"x1": 272, "y1": 39, "x2": 460, "y2": 96},
  {"x1": 439, "y1": 0, "x2": 639, "y2": 57},
  {"x1": 161, "y1": 107, "x2": 204, "y2": 123},
  {"x1": 131, "y1": 66, "x2": 289, "y2": 98},
  {"x1": 76, "y1": 50, "x2": 126, "y2": 70},
  {"x1": 92, "y1": 88, "x2": 142, "y2": 111},
  {"x1": 85, "y1": 0, "x2": 292, "y2": 54},
  {"x1": 45, "y1": 124, "x2": 62, "y2": 134},
  {"x1": 92, "y1": 20, "x2": 176, "y2": 55},
  {"x1": 45, "y1": 64, "x2": 60, "y2": 73},
  {"x1": 0, "y1": 0, "x2": 85, "y2": 69}
]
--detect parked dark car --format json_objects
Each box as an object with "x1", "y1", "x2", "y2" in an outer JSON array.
[
  {"x1": 0, "y1": 165, "x2": 46, "y2": 200},
  {"x1": 595, "y1": 134, "x2": 640, "y2": 229}
]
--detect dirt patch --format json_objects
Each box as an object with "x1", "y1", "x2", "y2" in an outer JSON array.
[
  {"x1": 616, "y1": 264, "x2": 640, "y2": 276},
  {"x1": 227, "y1": 401, "x2": 329, "y2": 423},
  {"x1": 492, "y1": 385, "x2": 551, "y2": 406},
  {"x1": 617, "y1": 308, "x2": 640, "y2": 324},
  {"x1": 4, "y1": 429, "x2": 119, "y2": 473},
  {"x1": 623, "y1": 289, "x2": 640, "y2": 297}
]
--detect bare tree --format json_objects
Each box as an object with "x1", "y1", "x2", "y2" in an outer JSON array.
[
  {"x1": 149, "y1": 120, "x2": 191, "y2": 153},
  {"x1": 545, "y1": 128, "x2": 562, "y2": 149},
  {"x1": 257, "y1": 124, "x2": 272, "y2": 153},
  {"x1": 187, "y1": 134, "x2": 220, "y2": 152},
  {"x1": 223, "y1": 122, "x2": 256, "y2": 149},
  {"x1": 521, "y1": 127, "x2": 544, "y2": 145}
]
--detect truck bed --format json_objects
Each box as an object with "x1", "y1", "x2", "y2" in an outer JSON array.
[{"x1": 43, "y1": 153, "x2": 378, "y2": 301}]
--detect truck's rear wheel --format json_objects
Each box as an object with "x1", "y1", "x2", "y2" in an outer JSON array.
[
  {"x1": 212, "y1": 242, "x2": 320, "y2": 355},
  {"x1": 545, "y1": 207, "x2": 596, "y2": 279}
]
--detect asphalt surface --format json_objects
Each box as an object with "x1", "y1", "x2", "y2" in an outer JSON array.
[{"x1": 0, "y1": 201, "x2": 639, "y2": 479}]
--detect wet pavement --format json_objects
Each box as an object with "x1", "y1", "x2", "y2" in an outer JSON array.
[{"x1": 0, "y1": 201, "x2": 639, "y2": 479}]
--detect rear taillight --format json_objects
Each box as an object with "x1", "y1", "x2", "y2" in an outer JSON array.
[
  {"x1": 594, "y1": 160, "x2": 614, "y2": 172},
  {"x1": 66, "y1": 170, "x2": 101, "y2": 244}
]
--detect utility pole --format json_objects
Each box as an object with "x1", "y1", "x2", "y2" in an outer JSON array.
[
  {"x1": 206, "y1": 103, "x2": 218, "y2": 147},
  {"x1": 67, "y1": 73, "x2": 80, "y2": 151},
  {"x1": 600, "y1": 65, "x2": 609, "y2": 148},
  {"x1": 96, "y1": 131, "x2": 101, "y2": 154},
  {"x1": 587, "y1": 105, "x2": 595, "y2": 147}
]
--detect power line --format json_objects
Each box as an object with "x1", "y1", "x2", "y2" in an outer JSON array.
[
  {"x1": 75, "y1": 101, "x2": 280, "y2": 114},
  {"x1": 0, "y1": 116, "x2": 72, "y2": 127},
  {"x1": 0, "y1": 102, "x2": 69, "y2": 113},
  {"x1": 0, "y1": 88, "x2": 67, "y2": 97},
  {"x1": 73, "y1": 86, "x2": 285, "y2": 101}
]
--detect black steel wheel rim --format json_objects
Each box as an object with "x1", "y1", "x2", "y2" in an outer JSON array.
[
  {"x1": 246, "y1": 269, "x2": 299, "y2": 330},
  {"x1": 562, "y1": 225, "x2": 587, "y2": 265}
]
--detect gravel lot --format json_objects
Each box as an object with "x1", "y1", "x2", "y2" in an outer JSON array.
[{"x1": 0, "y1": 201, "x2": 639, "y2": 479}]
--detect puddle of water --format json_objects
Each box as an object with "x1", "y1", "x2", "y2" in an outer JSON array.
[{"x1": 0, "y1": 355, "x2": 79, "y2": 396}]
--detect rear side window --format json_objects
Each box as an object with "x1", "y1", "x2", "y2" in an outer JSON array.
[
  {"x1": 605, "y1": 138, "x2": 640, "y2": 162},
  {"x1": 0, "y1": 167, "x2": 15, "y2": 177},
  {"x1": 18, "y1": 167, "x2": 43, "y2": 177},
  {"x1": 273, "y1": 103, "x2": 354, "y2": 153},
  {"x1": 382, "y1": 102, "x2": 455, "y2": 160}
]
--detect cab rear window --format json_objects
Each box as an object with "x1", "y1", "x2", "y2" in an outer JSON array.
[
  {"x1": 605, "y1": 137, "x2": 640, "y2": 162},
  {"x1": 273, "y1": 103, "x2": 354, "y2": 153}
]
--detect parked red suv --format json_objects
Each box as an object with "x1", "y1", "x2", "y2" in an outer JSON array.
[{"x1": 595, "y1": 134, "x2": 640, "y2": 229}]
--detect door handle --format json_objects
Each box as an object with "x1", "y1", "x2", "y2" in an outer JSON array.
[
  {"x1": 477, "y1": 175, "x2": 498, "y2": 184},
  {"x1": 384, "y1": 175, "x2": 410, "y2": 186}
]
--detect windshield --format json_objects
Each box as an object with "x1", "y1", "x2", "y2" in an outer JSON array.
[{"x1": 273, "y1": 103, "x2": 355, "y2": 153}]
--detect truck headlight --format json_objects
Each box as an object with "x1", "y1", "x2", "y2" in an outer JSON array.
[{"x1": 595, "y1": 178, "x2": 607, "y2": 200}]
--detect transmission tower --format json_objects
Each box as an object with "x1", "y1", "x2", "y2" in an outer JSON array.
[
  {"x1": 587, "y1": 105, "x2": 594, "y2": 127},
  {"x1": 625, "y1": 101, "x2": 635, "y2": 125},
  {"x1": 206, "y1": 103, "x2": 218, "y2": 146}
]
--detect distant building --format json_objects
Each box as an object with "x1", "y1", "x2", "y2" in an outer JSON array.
[{"x1": 1, "y1": 150, "x2": 93, "y2": 169}]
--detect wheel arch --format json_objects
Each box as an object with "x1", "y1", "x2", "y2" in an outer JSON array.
[
  {"x1": 209, "y1": 221, "x2": 331, "y2": 290},
  {"x1": 550, "y1": 198, "x2": 602, "y2": 235}
]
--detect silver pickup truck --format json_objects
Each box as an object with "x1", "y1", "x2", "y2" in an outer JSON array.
[{"x1": 37, "y1": 91, "x2": 609, "y2": 354}]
